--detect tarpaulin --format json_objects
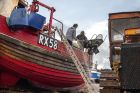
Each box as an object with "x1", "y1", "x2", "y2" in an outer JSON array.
[{"x1": 0, "y1": 0, "x2": 19, "y2": 17}]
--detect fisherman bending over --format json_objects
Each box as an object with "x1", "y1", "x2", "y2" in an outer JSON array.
[{"x1": 77, "y1": 31, "x2": 88, "y2": 48}]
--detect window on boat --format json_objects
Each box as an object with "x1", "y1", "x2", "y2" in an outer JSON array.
[{"x1": 110, "y1": 18, "x2": 140, "y2": 43}]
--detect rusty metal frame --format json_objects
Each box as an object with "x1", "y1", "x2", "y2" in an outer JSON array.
[
  {"x1": 109, "y1": 12, "x2": 140, "y2": 67},
  {"x1": 31, "y1": 0, "x2": 55, "y2": 36}
]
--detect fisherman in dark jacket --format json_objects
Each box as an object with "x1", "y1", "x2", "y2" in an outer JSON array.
[
  {"x1": 77, "y1": 31, "x2": 88, "y2": 48},
  {"x1": 66, "y1": 24, "x2": 78, "y2": 45}
]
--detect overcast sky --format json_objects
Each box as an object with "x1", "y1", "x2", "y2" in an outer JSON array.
[{"x1": 28, "y1": 0, "x2": 140, "y2": 69}]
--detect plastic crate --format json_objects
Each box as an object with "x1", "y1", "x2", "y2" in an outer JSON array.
[
  {"x1": 28, "y1": 12, "x2": 46, "y2": 30},
  {"x1": 10, "y1": 8, "x2": 28, "y2": 27}
]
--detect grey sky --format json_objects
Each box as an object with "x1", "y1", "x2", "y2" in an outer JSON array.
[
  {"x1": 28, "y1": 0, "x2": 140, "y2": 28},
  {"x1": 37, "y1": 0, "x2": 140, "y2": 27},
  {"x1": 28, "y1": 0, "x2": 140, "y2": 69}
]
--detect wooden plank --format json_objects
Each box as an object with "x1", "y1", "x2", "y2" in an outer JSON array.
[
  {"x1": 0, "y1": 34, "x2": 87, "y2": 65},
  {"x1": 0, "y1": 39, "x2": 88, "y2": 74},
  {"x1": 100, "y1": 80, "x2": 120, "y2": 87},
  {"x1": 100, "y1": 72, "x2": 118, "y2": 79},
  {"x1": 100, "y1": 70, "x2": 115, "y2": 74},
  {"x1": 100, "y1": 88, "x2": 120, "y2": 93},
  {"x1": 100, "y1": 71, "x2": 119, "y2": 79},
  {"x1": 0, "y1": 45, "x2": 79, "y2": 73},
  {"x1": 109, "y1": 12, "x2": 140, "y2": 20},
  {"x1": 0, "y1": 34, "x2": 70, "y2": 62}
]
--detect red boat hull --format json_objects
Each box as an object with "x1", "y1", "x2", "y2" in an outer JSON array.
[
  {"x1": 0, "y1": 15, "x2": 90, "y2": 89},
  {"x1": 0, "y1": 55, "x2": 83, "y2": 88}
]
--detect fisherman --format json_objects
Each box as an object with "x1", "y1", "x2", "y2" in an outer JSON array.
[
  {"x1": 76, "y1": 31, "x2": 88, "y2": 48},
  {"x1": 66, "y1": 24, "x2": 78, "y2": 45}
]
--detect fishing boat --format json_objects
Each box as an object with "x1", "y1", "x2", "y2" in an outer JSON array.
[{"x1": 0, "y1": 0, "x2": 103, "y2": 92}]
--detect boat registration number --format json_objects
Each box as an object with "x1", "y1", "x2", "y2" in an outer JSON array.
[{"x1": 38, "y1": 34, "x2": 58, "y2": 50}]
